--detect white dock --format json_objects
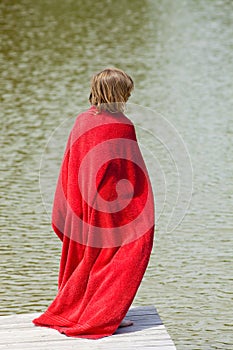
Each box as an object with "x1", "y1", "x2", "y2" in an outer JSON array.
[{"x1": 0, "y1": 306, "x2": 176, "y2": 349}]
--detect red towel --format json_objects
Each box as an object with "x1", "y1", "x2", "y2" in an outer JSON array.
[{"x1": 33, "y1": 105, "x2": 154, "y2": 339}]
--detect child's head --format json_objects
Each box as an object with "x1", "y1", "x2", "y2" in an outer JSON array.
[{"x1": 89, "y1": 67, "x2": 134, "y2": 113}]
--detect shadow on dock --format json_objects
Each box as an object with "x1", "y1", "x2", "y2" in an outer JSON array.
[{"x1": 114, "y1": 305, "x2": 162, "y2": 335}]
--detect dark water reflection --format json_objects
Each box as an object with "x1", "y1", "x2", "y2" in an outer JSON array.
[{"x1": 1, "y1": 1, "x2": 233, "y2": 349}]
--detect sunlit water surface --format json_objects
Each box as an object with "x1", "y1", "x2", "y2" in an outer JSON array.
[{"x1": 1, "y1": 1, "x2": 232, "y2": 349}]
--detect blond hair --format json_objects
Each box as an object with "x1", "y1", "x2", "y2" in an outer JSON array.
[{"x1": 89, "y1": 68, "x2": 134, "y2": 113}]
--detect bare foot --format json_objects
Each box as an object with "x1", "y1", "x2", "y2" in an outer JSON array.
[{"x1": 118, "y1": 319, "x2": 134, "y2": 328}]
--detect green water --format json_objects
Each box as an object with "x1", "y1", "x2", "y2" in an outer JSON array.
[{"x1": 1, "y1": 1, "x2": 232, "y2": 349}]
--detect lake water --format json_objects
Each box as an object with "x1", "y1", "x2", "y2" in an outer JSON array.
[{"x1": 1, "y1": 1, "x2": 232, "y2": 349}]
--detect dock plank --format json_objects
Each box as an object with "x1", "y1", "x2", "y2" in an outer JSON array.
[{"x1": 0, "y1": 306, "x2": 176, "y2": 349}]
